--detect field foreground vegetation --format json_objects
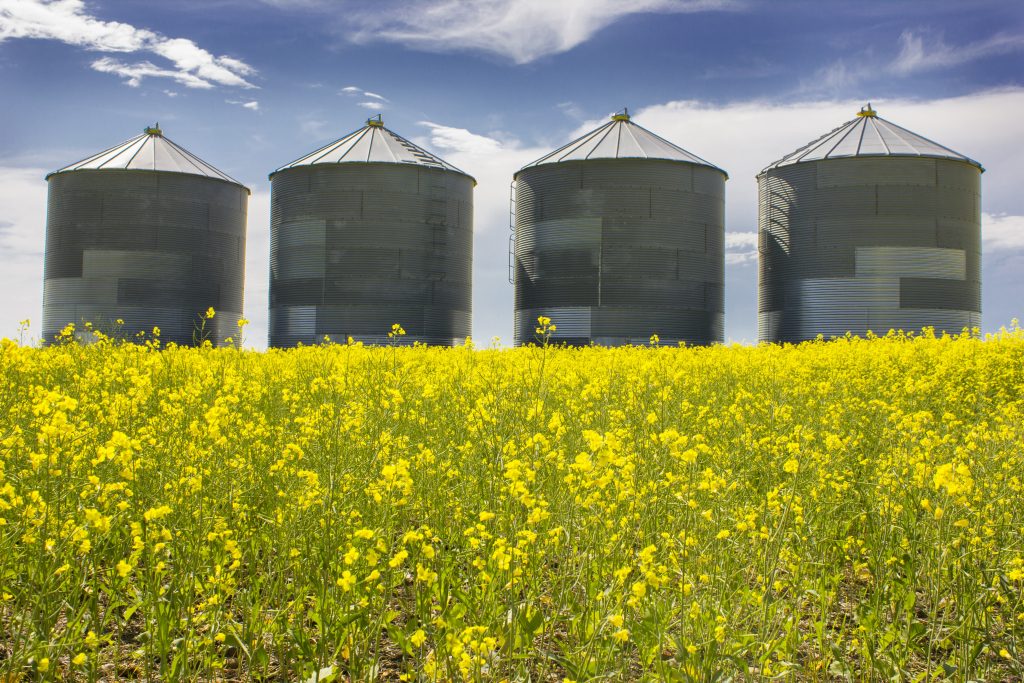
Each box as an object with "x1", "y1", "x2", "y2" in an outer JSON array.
[{"x1": 1, "y1": 325, "x2": 1023, "y2": 681}]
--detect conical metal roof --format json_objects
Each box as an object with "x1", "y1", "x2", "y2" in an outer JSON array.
[
  {"x1": 761, "y1": 104, "x2": 983, "y2": 173},
  {"x1": 46, "y1": 125, "x2": 247, "y2": 189},
  {"x1": 517, "y1": 110, "x2": 727, "y2": 178},
  {"x1": 271, "y1": 116, "x2": 473, "y2": 182}
]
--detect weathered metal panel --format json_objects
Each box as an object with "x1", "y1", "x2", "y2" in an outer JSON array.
[
  {"x1": 269, "y1": 163, "x2": 473, "y2": 347},
  {"x1": 854, "y1": 247, "x2": 966, "y2": 279},
  {"x1": 514, "y1": 158, "x2": 725, "y2": 346},
  {"x1": 757, "y1": 157, "x2": 981, "y2": 342},
  {"x1": 42, "y1": 169, "x2": 247, "y2": 345},
  {"x1": 515, "y1": 307, "x2": 592, "y2": 345}
]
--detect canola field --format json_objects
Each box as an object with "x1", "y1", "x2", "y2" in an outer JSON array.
[{"x1": 1, "y1": 323, "x2": 1023, "y2": 681}]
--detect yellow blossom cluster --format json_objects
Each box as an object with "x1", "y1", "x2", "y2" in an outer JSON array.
[{"x1": 0, "y1": 324, "x2": 1023, "y2": 680}]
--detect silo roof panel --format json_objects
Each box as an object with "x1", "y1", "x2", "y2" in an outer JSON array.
[
  {"x1": 518, "y1": 113, "x2": 727, "y2": 177},
  {"x1": 272, "y1": 120, "x2": 474, "y2": 181},
  {"x1": 762, "y1": 106, "x2": 983, "y2": 172},
  {"x1": 47, "y1": 127, "x2": 246, "y2": 189}
]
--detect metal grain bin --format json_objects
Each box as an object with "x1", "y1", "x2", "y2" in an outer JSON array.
[
  {"x1": 43, "y1": 125, "x2": 249, "y2": 345},
  {"x1": 268, "y1": 117, "x2": 475, "y2": 347},
  {"x1": 513, "y1": 111, "x2": 727, "y2": 346},
  {"x1": 757, "y1": 104, "x2": 983, "y2": 343}
]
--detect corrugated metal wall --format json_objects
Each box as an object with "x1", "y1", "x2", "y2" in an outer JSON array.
[
  {"x1": 269, "y1": 164, "x2": 473, "y2": 347},
  {"x1": 757, "y1": 157, "x2": 981, "y2": 342},
  {"x1": 43, "y1": 170, "x2": 248, "y2": 345},
  {"x1": 513, "y1": 159, "x2": 725, "y2": 346}
]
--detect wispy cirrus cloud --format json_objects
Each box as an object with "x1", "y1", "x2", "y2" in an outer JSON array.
[
  {"x1": 890, "y1": 30, "x2": 1024, "y2": 75},
  {"x1": 341, "y1": 85, "x2": 389, "y2": 109},
  {"x1": 346, "y1": 0, "x2": 742, "y2": 64},
  {"x1": 800, "y1": 29, "x2": 1023, "y2": 96},
  {"x1": 0, "y1": 0, "x2": 256, "y2": 88}
]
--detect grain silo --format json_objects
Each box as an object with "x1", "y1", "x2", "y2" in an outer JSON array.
[
  {"x1": 758, "y1": 104, "x2": 983, "y2": 343},
  {"x1": 43, "y1": 125, "x2": 249, "y2": 345},
  {"x1": 512, "y1": 111, "x2": 727, "y2": 346},
  {"x1": 269, "y1": 117, "x2": 475, "y2": 347}
]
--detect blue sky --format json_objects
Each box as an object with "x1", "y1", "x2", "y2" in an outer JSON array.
[{"x1": 1, "y1": 0, "x2": 1022, "y2": 346}]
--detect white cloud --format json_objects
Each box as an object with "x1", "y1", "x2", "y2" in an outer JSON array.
[
  {"x1": 150, "y1": 37, "x2": 255, "y2": 88},
  {"x1": 244, "y1": 190, "x2": 271, "y2": 348},
  {"x1": 347, "y1": 0, "x2": 741, "y2": 64},
  {"x1": 342, "y1": 86, "x2": 389, "y2": 108},
  {"x1": 0, "y1": 0, "x2": 256, "y2": 88},
  {"x1": 724, "y1": 231, "x2": 757, "y2": 265},
  {"x1": 983, "y1": 213, "x2": 1024, "y2": 252},
  {"x1": 0, "y1": 166, "x2": 47, "y2": 343},
  {"x1": 419, "y1": 122, "x2": 505, "y2": 156},
  {"x1": 163, "y1": 89, "x2": 178, "y2": 97},
  {"x1": 91, "y1": 57, "x2": 212, "y2": 88},
  {"x1": 804, "y1": 30, "x2": 1023, "y2": 95},
  {"x1": 890, "y1": 30, "x2": 1024, "y2": 75},
  {"x1": 228, "y1": 99, "x2": 260, "y2": 111}
]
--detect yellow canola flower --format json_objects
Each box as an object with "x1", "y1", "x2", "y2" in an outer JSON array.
[
  {"x1": 336, "y1": 570, "x2": 356, "y2": 592},
  {"x1": 411, "y1": 629, "x2": 427, "y2": 648},
  {"x1": 1, "y1": 322, "x2": 1022, "y2": 680}
]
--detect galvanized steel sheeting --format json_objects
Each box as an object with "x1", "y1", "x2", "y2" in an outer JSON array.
[
  {"x1": 757, "y1": 156, "x2": 982, "y2": 342},
  {"x1": 48, "y1": 131, "x2": 244, "y2": 185},
  {"x1": 762, "y1": 112, "x2": 983, "y2": 172},
  {"x1": 43, "y1": 169, "x2": 248, "y2": 345},
  {"x1": 514, "y1": 159, "x2": 726, "y2": 346},
  {"x1": 269, "y1": 164, "x2": 473, "y2": 347},
  {"x1": 519, "y1": 117, "x2": 726, "y2": 176},
  {"x1": 272, "y1": 124, "x2": 471, "y2": 178}
]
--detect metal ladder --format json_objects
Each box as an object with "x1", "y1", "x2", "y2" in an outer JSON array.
[{"x1": 507, "y1": 180, "x2": 516, "y2": 285}]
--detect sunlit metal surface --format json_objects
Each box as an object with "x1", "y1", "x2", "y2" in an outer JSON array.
[{"x1": 758, "y1": 118, "x2": 982, "y2": 343}]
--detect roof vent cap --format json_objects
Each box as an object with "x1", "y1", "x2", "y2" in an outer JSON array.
[{"x1": 856, "y1": 103, "x2": 877, "y2": 118}]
